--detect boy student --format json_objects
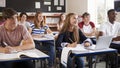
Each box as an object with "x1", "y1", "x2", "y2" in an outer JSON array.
[
  {"x1": 98, "y1": 9, "x2": 120, "y2": 53},
  {"x1": 18, "y1": 12, "x2": 32, "y2": 33},
  {"x1": 0, "y1": 8, "x2": 35, "y2": 68},
  {"x1": 78, "y1": 12, "x2": 96, "y2": 37},
  {"x1": 56, "y1": 13, "x2": 94, "y2": 68}
]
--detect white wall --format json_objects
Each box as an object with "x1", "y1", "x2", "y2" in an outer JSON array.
[
  {"x1": 66, "y1": 0, "x2": 88, "y2": 15},
  {"x1": 116, "y1": 12, "x2": 120, "y2": 22},
  {"x1": 66, "y1": 0, "x2": 97, "y2": 24}
]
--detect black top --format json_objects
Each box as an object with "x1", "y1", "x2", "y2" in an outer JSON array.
[{"x1": 56, "y1": 29, "x2": 88, "y2": 47}]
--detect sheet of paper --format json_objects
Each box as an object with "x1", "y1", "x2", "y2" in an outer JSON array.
[
  {"x1": 61, "y1": 44, "x2": 88, "y2": 67},
  {"x1": 56, "y1": 7, "x2": 62, "y2": 10},
  {"x1": 61, "y1": 47, "x2": 71, "y2": 67},
  {"x1": 0, "y1": 0, "x2": 6, "y2": 7},
  {"x1": 0, "y1": 53, "x2": 18, "y2": 60},
  {"x1": 54, "y1": 0, "x2": 58, "y2": 5},
  {"x1": 35, "y1": 2, "x2": 41, "y2": 9},
  {"x1": 60, "y1": 0, "x2": 64, "y2": 6},
  {"x1": 48, "y1": 6, "x2": 51, "y2": 11},
  {"x1": 44, "y1": 2, "x2": 51, "y2": 5}
]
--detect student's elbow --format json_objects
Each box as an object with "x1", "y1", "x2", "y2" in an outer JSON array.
[{"x1": 30, "y1": 40, "x2": 35, "y2": 49}]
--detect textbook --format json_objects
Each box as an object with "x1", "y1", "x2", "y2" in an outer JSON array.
[
  {"x1": 61, "y1": 44, "x2": 89, "y2": 67},
  {"x1": 0, "y1": 49, "x2": 48, "y2": 61}
]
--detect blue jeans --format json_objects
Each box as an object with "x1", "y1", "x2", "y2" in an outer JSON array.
[
  {"x1": 34, "y1": 40, "x2": 55, "y2": 67},
  {"x1": 67, "y1": 56, "x2": 84, "y2": 68}
]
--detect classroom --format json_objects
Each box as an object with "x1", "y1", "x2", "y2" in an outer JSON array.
[{"x1": 0, "y1": 0, "x2": 120, "y2": 68}]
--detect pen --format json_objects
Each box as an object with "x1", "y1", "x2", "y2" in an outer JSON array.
[
  {"x1": 3, "y1": 42, "x2": 8, "y2": 47},
  {"x1": 69, "y1": 38, "x2": 74, "y2": 43}
]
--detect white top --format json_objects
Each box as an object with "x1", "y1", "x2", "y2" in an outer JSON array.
[
  {"x1": 99, "y1": 21, "x2": 120, "y2": 37},
  {"x1": 82, "y1": 25, "x2": 93, "y2": 33}
]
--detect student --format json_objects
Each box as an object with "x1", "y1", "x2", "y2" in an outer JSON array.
[
  {"x1": 56, "y1": 13, "x2": 93, "y2": 68},
  {"x1": 31, "y1": 11, "x2": 55, "y2": 68},
  {"x1": 78, "y1": 12, "x2": 96, "y2": 37},
  {"x1": 98, "y1": 9, "x2": 120, "y2": 53},
  {"x1": 18, "y1": 12, "x2": 32, "y2": 33},
  {"x1": 57, "y1": 13, "x2": 66, "y2": 31},
  {"x1": 31, "y1": 11, "x2": 52, "y2": 34},
  {"x1": 0, "y1": 8, "x2": 35, "y2": 68}
]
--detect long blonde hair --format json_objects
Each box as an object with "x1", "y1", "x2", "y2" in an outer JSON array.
[
  {"x1": 60, "y1": 13, "x2": 79, "y2": 43},
  {"x1": 34, "y1": 11, "x2": 45, "y2": 28}
]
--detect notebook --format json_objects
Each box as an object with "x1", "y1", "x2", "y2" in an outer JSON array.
[{"x1": 86, "y1": 36, "x2": 113, "y2": 50}]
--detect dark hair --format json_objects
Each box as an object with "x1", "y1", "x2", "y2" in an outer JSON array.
[
  {"x1": 107, "y1": 9, "x2": 115, "y2": 15},
  {"x1": 2, "y1": 8, "x2": 17, "y2": 20},
  {"x1": 19, "y1": 12, "x2": 28, "y2": 18},
  {"x1": 82, "y1": 12, "x2": 90, "y2": 18}
]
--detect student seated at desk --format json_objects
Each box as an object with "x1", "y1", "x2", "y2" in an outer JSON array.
[
  {"x1": 57, "y1": 13, "x2": 66, "y2": 31},
  {"x1": 31, "y1": 11, "x2": 55, "y2": 68},
  {"x1": 18, "y1": 12, "x2": 32, "y2": 33},
  {"x1": 0, "y1": 8, "x2": 35, "y2": 68},
  {"x1": 56, "y1": 13, "x2": 93, "y2": 68},
  {"x1": 78, "y1": 12, "x2": 96, "y2": 37},
  {"x1": 98, "y1": 9, "x2": 120, "y2": 54}
]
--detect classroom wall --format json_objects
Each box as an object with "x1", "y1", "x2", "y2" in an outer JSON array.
[
  {"x1": 116, "y1": 12, "x2": 120, "y2": 22},
  {"x1": 66, "y1": 0, "x2": 88, "y2": 15},
  {"x1": 66, "y1": 0, "x2": 97, "y2": 24}
]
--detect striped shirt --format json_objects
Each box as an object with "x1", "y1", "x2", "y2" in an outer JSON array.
[{"x1": 31, "y1": 24, "x2": 49, "y2": 34}]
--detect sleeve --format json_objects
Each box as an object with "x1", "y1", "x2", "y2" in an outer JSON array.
[
  {"x1": 30, "y1": 23, "x2": 35, "y2": 29},
  {"x1": 79, "y1": 29, "x2": 96, "y2": 44},
  {"x1": 82, "y1": 38, "x2": 93, "y2": 46},
  {"x1": 21, "y1": 25, "x2": 31, "y2": 40},
  {"x1": 25, "y1": 22, "x2": 31, "y2": 29},
  {"x1": 43, "y1": 25, "x2": 49, "y2": 30},
  {"x1": 56, "y1": 33, "x2": 66, "y2": 47},
  {"x1": 90, "y1": 22, "x2": 95, "y2": 28},
  {"x1": 78, "y1": 22, "x2": 84, "y2": 29},
  {"x1": 79, "y1": 29, "x2": 87, "y2": 43}
]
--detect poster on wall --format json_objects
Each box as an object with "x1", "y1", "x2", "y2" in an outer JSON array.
[
  {"x1": 54, "y1": 0, "x2": 58, "y2": 6},
  {"x1": 0, "y1": 0, "x2": 6, "y2": 7},
  {"x1": 60, "y1": 0, "x2": 64, "y2": 6},
  {"x1": 35, "y1": 2, "x2": 41, "y2": 9}
]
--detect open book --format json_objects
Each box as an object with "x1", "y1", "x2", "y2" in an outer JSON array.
[
  {"x1": 61, "y1": 44, "x2": 89, "y2": 67},
  {"x1": 0, "y1": 49, "x2": 49, "y2": 61}
]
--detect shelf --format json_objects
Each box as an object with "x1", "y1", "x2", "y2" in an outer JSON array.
[{"x1": 47, "y1": 24, "x2": 57, "y2": 27}]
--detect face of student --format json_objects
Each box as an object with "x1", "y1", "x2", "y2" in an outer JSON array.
[
  {"x1": 21, "y1": 14, "x2": 27, "y2": 21},
  {"x1": 83, "y1": 15, "x2": 90, "y2": 23},
  {"x1": 70, "y1": 15, "x2": 78, "y2": 26},
  {"x1": 108, "y1": 11, "x2": 117, "y2": 22},
  {"x1": 38, "y1": 13, "x2": 43, "y2": 22},
  {"x1": 6, "y1": 14, "x2": 18, "y2": 30},
  {"x1": 61, "y1": 14, "x2": 66, "y2": 21}
]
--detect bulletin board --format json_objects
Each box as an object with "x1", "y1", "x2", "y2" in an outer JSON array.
[{"x1": 0, "y1": 0, "x2": 66, "y2": 13}]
